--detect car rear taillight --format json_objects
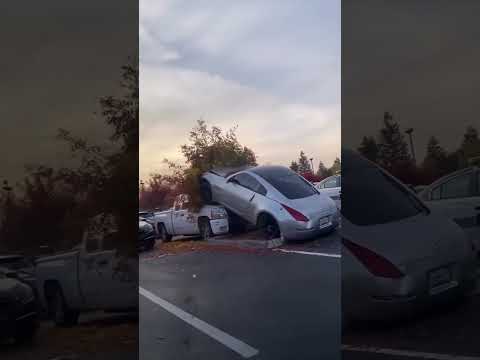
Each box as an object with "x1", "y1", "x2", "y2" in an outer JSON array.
[
  {"x1": 281, "y1": 204, "x2": 309, "y2": 222},
  {"x1": 342, "y1": 238, "x2": 404, "y2": 279}
]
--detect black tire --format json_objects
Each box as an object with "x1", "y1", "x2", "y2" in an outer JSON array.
[
  {"x1": 200, "y1": 180, "x2": 213, "y2": 204},
  {"x1": 227, "y1": 209, "x2": 249, "y2": 234},
  {"x1": 146, "y1": 237, "x2": 156, "y2": 251},
  {"x1": 48, "y1": 286, "x2": 79, "y2": 327},
  {"x1": 198, "y1": 218, "x2": 213, "y2": 241},
  {"x1": 158, "y1": 224, "x2": 172, "y2": 242},
  {"x1": 258, "y1": 214, "x2": 281, "y2": 240}
]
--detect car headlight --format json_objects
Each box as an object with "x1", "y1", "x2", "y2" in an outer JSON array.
[{"x1": 211, "y1": 208, "x2": 227, "y2": 220}]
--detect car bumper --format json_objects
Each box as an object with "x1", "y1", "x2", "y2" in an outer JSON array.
[
  {"x1": 280, "y1": 215, "x2": 339, "y2": 241},
  {"x1": 210, "y1": 219, "x2": 229, "y2": 235}
]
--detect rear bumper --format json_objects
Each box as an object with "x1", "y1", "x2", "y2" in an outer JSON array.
[{"x1": 281, "y1": 216, "x2": 339, "y2": 241}]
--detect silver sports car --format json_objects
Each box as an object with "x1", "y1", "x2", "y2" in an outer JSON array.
[
  {"x1": 341, "y1": 150, "x2": 477, "y2": 326},
  {"x1": 201, "y1": 165, "x2": 339, "y2": 241}
]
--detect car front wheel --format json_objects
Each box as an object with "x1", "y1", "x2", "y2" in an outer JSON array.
[{"x1": 198, "y1": 218, "x2": 213, "y2": 241}]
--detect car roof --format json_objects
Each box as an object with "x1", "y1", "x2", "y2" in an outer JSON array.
[
  {"x1": 209, "y1": 165, "x2": 255, "y2": 178},
  {"x1": 249, "y1": 165, "x2": 294, "y2": 177},
  {"x1": 424, "y1": 166, "x2": 477, "y2": 190}
]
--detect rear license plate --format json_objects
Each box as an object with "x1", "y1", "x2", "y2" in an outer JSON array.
[
  {"x1": 319, "y1": 216, "x2": 330, "y2": 228},
  {"x1": 429, "y1": 267, "x2": 451, "y2": 290}
]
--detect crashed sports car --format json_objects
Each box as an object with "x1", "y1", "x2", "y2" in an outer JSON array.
[{"x1": 200, "y1": 165, "x2": 339, "y2": 241}]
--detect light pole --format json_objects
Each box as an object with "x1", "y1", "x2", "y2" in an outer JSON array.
[
  {"x1": 405, "y1": 128, "x2": 416, "y2": 164},
  {"x1": 309, "y1": 158, "x2": 314, "y2": 173}
]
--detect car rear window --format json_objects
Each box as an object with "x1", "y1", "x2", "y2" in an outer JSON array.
[
  {"x1": 342, "y1": 166, "x2": 427, "y2": 226},
  {"x1": 252, "y1": 167, "x2": 317, "y2": 199}
]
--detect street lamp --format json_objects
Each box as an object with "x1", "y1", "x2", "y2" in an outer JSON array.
[{"x1": 405, "y1": 128, "x2": 416, "y2": 164}]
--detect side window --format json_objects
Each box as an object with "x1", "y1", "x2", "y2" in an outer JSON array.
[
  {"x1": 234, "y1": 174, "x2": 267, "y2": 195},
  {"x1": 324, "y1": 178, "x2": 337, "y2": 188},
  {"x1": 317, "y1": 182, "x2": 325, "y2": 189},
  {"x1": 431, "y1": 186, "x2": 441, "y2": 200},
  {"x1": 440, "y1": 173, "x2": 472, "y2": 199}
]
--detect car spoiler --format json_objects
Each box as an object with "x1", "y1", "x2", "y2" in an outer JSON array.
[{"x1": 208, "y1": 166, "x2": 254, "y2": 178}]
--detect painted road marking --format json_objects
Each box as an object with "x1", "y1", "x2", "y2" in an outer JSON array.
[
  {"x1": 342, "y1": 345, "x2": 480, "y2": 360},
  {"x1": 139, "y1": 287, "x2": 259, "y2": 359},
  {"x1": 274, "y1": 248, "x2": 341, "y2": 258}
]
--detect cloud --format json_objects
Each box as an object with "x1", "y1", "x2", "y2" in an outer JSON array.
[{"x1": 140, "y1": 0, "x2": 340, "y2": 179}]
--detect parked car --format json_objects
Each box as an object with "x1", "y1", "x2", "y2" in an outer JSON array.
[
  {"x1": 0, "y1": 254, "x2": 38, "y2": 309},
  {"x1": 201, "y1": 165, "x2": 339, "y2": 241},
  {"x1": 139, "y1": 219, "x2": 156, "y2": 251},
  {"x1": 341, "y1": 150, "x2": 477, "y2": 327},
  {"x1": 418, "y1": 167, "x2": 480, "y2": 252},
  {"x1": 0, "y1": 267, "x2": 38, "y2": 343},
  {"x1": 153, "y1": 194, "x2": 229, "y2": 241},
  {"x1": 315, "y1": 174, "x2": 341, "y2": 209},
  {"x1": 35, "y1": 213, "x2": 138, "y2": 327}
]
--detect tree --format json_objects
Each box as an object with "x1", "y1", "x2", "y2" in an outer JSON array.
[
  {"x1": 290, "y1": 161, "x2": 299, "y2": 172},
  {"x1": 139, "y1": 174, "x2": 174, "y2": 211},
  {"x1": 165, "y1": 120, "x2": 257, "y2": 210},
  {"x1": 316, "y1": 161, "x2": 332, "y2": 179},
  {"x1": 421, "y1": 136, "x2": 450, "y2": 183},
  {"x1": 377, "y1": 112, "x2": 411, "y2": 170},
  {"x1": 458, "y1": 125, "x2": 480, "y2": 168},
  {"x1": 329, "y1": 157, "x2": 341, "y2": 174},
  {"x1": 358, "y1": 136, "x2": 379, "y2": 163},
  {"x1": 297, "y1": 151, "x2": 312, "y2": 174}
]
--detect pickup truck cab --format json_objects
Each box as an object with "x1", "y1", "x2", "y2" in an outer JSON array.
[
  {"x1": 154, "y1": 194, "x2": 229, "y2": 241},
  {"x1": 35, "y1": 213, "x2": 138, "y2": 326}
]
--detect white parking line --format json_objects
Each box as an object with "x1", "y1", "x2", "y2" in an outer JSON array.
[
  {"x1": 342, "y1": 345, "x2": 480, "y2": 360},
  {"x1": 274, "y1": 248, "x2": 341, "y2": 258},
  {"x1": 139, "y1": 287, "x2": 259, "y2": 359}
]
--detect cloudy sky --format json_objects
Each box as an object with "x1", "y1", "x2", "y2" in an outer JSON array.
[
  {"x1": 343, "y1": 0, "x2": 480, "y2": 160},
  {"x1": 140, "y1": 0, "x2": 340, "y2": 180}
]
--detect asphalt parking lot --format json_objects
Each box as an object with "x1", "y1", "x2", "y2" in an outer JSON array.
[{"x1": 140, "y1": 231, "x2": 341, "y2": 360}]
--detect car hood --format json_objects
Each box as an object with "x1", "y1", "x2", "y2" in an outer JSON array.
[{"x1": 342, "y1": 213, "x2": 472, "y2": 269}]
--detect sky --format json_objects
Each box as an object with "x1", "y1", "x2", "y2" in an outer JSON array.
[
  {"x1": 342, "y1": 0, "x2": 480, "y2": 160},
  {"x1": 1, "y1": 1, "x2": 137, "y2": 186},
  {"x1": 140, "y1": 0, "x2": 341, "y2": 180}
]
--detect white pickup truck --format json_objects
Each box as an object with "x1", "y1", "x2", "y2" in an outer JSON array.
[
  {"x1": 154, "y1": 194, "x2": 229, "y2": 241},
  {"x1": 35, "y1": 214, "x2": 138, "y2": 326}
]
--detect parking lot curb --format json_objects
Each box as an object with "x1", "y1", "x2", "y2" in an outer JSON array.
[{"x1": 207, "y1": 236, "x2": 284, "y2": 250}]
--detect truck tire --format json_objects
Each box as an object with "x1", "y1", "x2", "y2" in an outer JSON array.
[
  {"x1": 200, "y1": 180, "x2": 213, "y2": 204},
  {"x1": 48, "y1": 286, "x2": 79, "y2": 327},
  {"x1": 158, "y1": 223, "x2": 172, "y2": 242},
  {"x1": 198, "y1": 218, "x2": 213, "y2": 241}
]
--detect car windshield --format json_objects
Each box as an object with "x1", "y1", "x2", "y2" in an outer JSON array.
[
  {"x1": 252, "y1": 167, "x2": 317, "y2": 199},
  {"x1": 342, "y1": 166, "x2": 427, "y2": 226}
]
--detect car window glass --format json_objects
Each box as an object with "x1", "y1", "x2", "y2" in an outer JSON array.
[
  {"x1": 431, "y1": 186, "x2": 441, "y2": 200},
  {"x1": 342, "y1": 166, "x2": 426, "y2": 226},
  {"x1": 440, "y1": 174, "x2": 471, "y2": 199},
  {"x1": 252, "y1": 168, "x2": 317, "y2": 200},
  {"x1": 233, "y1": 174, "x2": 267, "y2": 195},
  {"x1": 324, "y1": 178, "x2": 337, "y2": 188}
]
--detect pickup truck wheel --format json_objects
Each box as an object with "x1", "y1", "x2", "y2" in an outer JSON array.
[
  {"x1": 49, "y1": 287, "x2": 79, "y2": 327},
  {"x1": 159, "y1": 224, "x2": 172, "y2": 242},
  {"x1": 199, "y1": 218, "x2": 213, "y2": 241}
]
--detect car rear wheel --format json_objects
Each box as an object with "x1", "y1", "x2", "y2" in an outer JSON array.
[
  {"x1": 159, "y1": 224, "x2": 172, "y2": 242},
  {"x1": 48, "y1": 286, "x2": 79, "y2": 327},
  {"x1": 198, "y1": 218, "x2": 213, "y2": 241},
  {"x1": 258, "y1": 214, "x2": 280, "y2": 240}
]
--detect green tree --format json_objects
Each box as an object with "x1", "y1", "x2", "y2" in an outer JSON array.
[
  {"x1": 458, "y1": 125, "x2": 480, "y2": 168},
  {"x1": 358, "y1": 136, "x2": 379, "y2": 163},
  {"x1": 165, "y1": 120, "x2": 257, "y2": 210},
  {"x1": 421, "y1": 136, "x2": 450, "y2": 183},
  {"x1": 329, "y1": 157, "x2": 341, "y2": 174},
  {"x1": 290, "y1": 161, "x2": 299, "y2": 172},
  {"x1": 297, "y1": 151, "x2": 312, "y2": 174},
  {"x1": 377, "y1": 112, "x2": 411, "y2": 170},
  {"x1": 316, "y1": 161, "x2": 331, "y2": 179}
]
